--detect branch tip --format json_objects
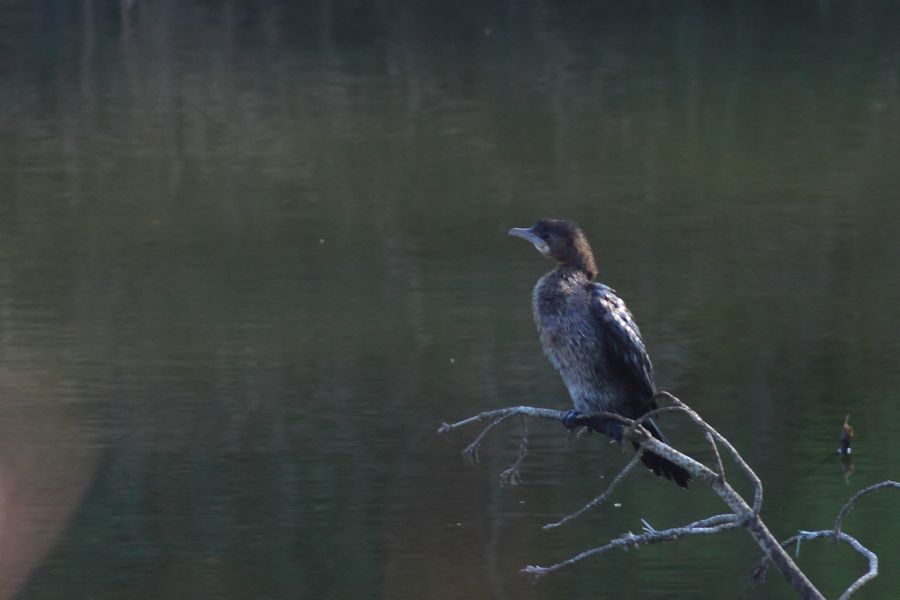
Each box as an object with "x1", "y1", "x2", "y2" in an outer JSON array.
[{"x1": 440, "y1": 395, "x2": 892, "y2": 599}]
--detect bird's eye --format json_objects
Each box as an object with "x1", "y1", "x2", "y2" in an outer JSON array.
[{"x1": 539, "y1": 232, "x2": 550, "y2": 241}]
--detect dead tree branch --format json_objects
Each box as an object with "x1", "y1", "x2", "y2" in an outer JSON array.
[
  {"x1": 438, "y1": 394, "x2": 894, "y2": 598},
  {"x1": 524, "y1": 513, "x2": 742, "y2": 579},
  {"x1": 751, "y1": 480, "x2": 899, "y2": 599},
  {"x1": 543, "y1": 449, "x2": 645, "y2": 530},
  {"x1": 498, "y1": 416, "x2": 528, "y2": 486},
  {"x1": 834, "y1": 480, "x2": 900, "y2": 535}
]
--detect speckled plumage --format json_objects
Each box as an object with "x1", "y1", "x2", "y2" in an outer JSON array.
[
  {"x1": 510, "y1": 219, "x2": 690, "y2": 488},
  {"x1": 533, "y1": 268, "x2": 655, "y2": 419}
]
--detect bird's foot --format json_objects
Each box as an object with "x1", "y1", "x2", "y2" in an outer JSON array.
[
  {"x1": 562, "y1": 410, "x2": 590, "y2": 430},
  {"x1": 562, "y1": 410, "x2": 629, "y2": 444},
  {"x1": 561, "y1": 411, "x2": 623, "y2": 441}
]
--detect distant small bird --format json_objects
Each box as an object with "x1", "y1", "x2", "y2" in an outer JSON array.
[
  {"x1": 839, "y1": 414, "x2": 854, "y2": 456},
  {"x1": 509, "y1": 219, "x2": 690, "y2": 488}
]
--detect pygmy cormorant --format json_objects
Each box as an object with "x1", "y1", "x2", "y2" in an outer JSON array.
[{"x1": 509, "y1": 219, "x2": 690, "y2": 488}]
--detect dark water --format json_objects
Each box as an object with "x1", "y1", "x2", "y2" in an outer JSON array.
[{"x1": 2, "y1": 1, "x2": 900, "y2": 598}]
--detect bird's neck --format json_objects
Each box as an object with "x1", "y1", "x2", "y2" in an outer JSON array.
[
  {"x1": 557, "y1": 261, "x2": 595, "y2": 282},
  {"x1": 561, "y1": 252, "x2": 596, "y2": 280},
  {"x1": 534, "y1": 266, "x2": 591, "y2": 312},
  {"x1": 539, "y1": 265, "x2": 592, "y2": 289}
]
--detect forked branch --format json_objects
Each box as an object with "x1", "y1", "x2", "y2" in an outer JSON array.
[
  {"x1": 438, "y1": 394, "x2": 895, "y2": 598},
  {"x1": 751, "y1": 480, "x2": 899, "y2": 599},
  {"x1": 524, "y1": 514, "x2": 742, "y2": 580}
]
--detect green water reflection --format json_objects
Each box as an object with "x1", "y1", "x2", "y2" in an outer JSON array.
[{"x1": 2, "y1": 1, "x2": 900, "y2": 599}]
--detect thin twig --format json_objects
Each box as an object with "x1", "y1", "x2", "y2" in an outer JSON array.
[
  {"x1": 627, "y1": 402, "x2": 724, "y2": 484},
  {"x1": 656, "y1": 392, "x2": 762, "y2": 514},
  {"x1": 437, "y1": 406, "x2": 568, "y2": 434},
  {"x1": 462, "y1": 413, "x2": 516, "y2": 464},
  {"x1": 834, "y1": 480, "x2": 900, "y2": 535},
  {"x1": 630, "y1": 403, "x2": 724, "y2": 481},
  {"x1": 838, "y1": 532, "x2": 879, "y2": 600},
  {"x1": 632, "y1": 405, "x2": 684, "y2": 426},
  {"x1": 524, "y1": 515, "x2": 742, "y2": 579},
  {"x1": 751, "y1": 530, "x2": 878, "y2": 600},
  {"x1": 543, "y1": 449, "x2": 646, "y2": 529},
  {"x1": 499, "y1": 416, "x2": 529, "y2": 486},
  {"x1": 705, "y1": 430, "x2": 726, "y2": 480},
  {"x1": 689, "y1": 514, "x2": 742, "y2": 529},
  {"x1": 751, "y1": 481, "x2": 900, "y2": 598}
]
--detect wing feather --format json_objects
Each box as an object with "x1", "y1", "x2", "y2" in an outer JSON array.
[{"x1": 588, "y1": 283, "x2": 656, "y2": 405}]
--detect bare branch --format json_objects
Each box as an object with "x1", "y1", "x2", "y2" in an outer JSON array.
[
  {"x1": 437, "y1": 406, "x2": 568, "y2": 434},
  {"x1": 838, "y1": 532, "x2": 879, "y2": 600},
  {"x1": 834, "y1": 480, "x2": 900, "y2": 535},
  {"x1": 438, "y1": 397, "x2": 831, "y2": 599},
  {"x1": 632, "y1": 405, "x2": 685, "y2": 425},
  {"x1": 623, "y1": 423, "x2": 720, "y2": 486},
  {"x1": 498, "y1": 416, "x2": 529, "y2": 486},
  {"x1": 437, "y1": 406, "x2": 565, "y2": 465},
  {"x1": 523, "y1": 515, "x2": 742, "y2": 580},
  {"x1": 751, "y1": 481, "x2": 900, "y2": 598},
  {"x1": 705, "y1": 430, "x2": 726, "y2": 480},
  {"x1": 628, "y1": 403, "x2": 724, "y2": 480},
  {"x1": 751, "y1": 530, "x2": 877, "y2": 600},
  {"x1": 461, "y1": 413, "x2": 516, "y2": 464},
  {"x1": 655, "y1": 392, "x2": 762, "y2": 514},
  {"x1": 688, "y1": 513, "x2": 743, "y2": 529},
  {"x1": 543, "y1": 449, "x2": 645, "y2": 530}
]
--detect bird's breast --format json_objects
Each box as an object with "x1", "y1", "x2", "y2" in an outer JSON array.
[
  {"x1": 530, "y1": 277, "x2": 620, "y2": 413},
  {"x1": 536, "y1": 311, "x2": 608, "y2": 408}
]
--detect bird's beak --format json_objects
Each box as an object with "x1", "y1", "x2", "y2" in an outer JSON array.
[{"x1": 508, "y1": 226, "x2": 550, "y2": 255}]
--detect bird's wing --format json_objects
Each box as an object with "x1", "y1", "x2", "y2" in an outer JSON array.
[{"x1": 587, "y1": 283, "x2": 657, "y2": 405}]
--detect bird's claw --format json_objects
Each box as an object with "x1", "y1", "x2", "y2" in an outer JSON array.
[
  {"x1": 562, "y1": 411, "x2": 624, "y2": 441},
  {"x1": 562, "y1": 410, "x2": 588, "y2": 430}
]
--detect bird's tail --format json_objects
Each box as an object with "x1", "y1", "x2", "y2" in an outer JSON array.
[{"x1": 633, "y1": 418, "x2": 690, "y2": 488}]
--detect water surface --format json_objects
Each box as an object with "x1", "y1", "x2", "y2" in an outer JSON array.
[{"x1": 2, "y1": 2, "x2": 900, "y2": 599}]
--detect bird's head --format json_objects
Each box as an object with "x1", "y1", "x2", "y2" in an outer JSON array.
[{"x1": 508, "y1": 219, "x2": 597, "y2": 279}]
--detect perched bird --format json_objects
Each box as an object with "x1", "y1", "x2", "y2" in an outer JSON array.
[
  {"x1": 839, "y1": 414, "x2": 853, "y2": 456},
  {"x1": 509, "y1": 219, "x2": 690, "y2": 488}
]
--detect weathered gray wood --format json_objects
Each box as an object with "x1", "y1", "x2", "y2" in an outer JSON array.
[{"x1": 438, "y1": 394, "x2": 894, "y2": 599}]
